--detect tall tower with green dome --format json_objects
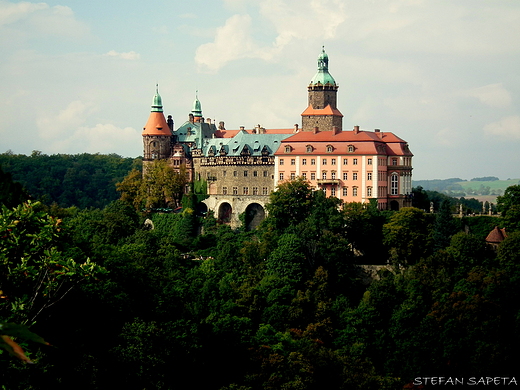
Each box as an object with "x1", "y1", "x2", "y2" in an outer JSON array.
[{"x1": 301, "y1": 47, "x2": 343, "y2": 131}]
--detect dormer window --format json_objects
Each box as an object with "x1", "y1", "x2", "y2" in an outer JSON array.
[
  {"x1": 306, "y1": 145, "x2": 313, "y2": 153},
  {"x1": 348, "y1": 145, "x2": 355, "y2": 153},
  {"x1": 326, "y1": 145, "x2": 334, "y2": 153},
  {"x1": 285, "y1": 145, "x2": 292, "y2": 153}
]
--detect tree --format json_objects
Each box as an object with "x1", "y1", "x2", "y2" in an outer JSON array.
[
  {"x1": 383, "y1": 207, "x2": 433, "y2": 265},
  {"x1": 265, "y1": 177, "x2": 313, "y2": 231},
  {"x1": 497, "y1": 185, "x2": 520, "y2": 216},
  {"x1": 0, "y1": 201, "x2": 106, "y2": 323},
  {"x1": 433, "y1": 199, "x2": 459, "y2": 251}
]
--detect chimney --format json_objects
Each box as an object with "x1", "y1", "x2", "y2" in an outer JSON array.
[
  {"x1": 375, "y1": 128, "x2": 383, "y2": 138},
  {"x1": 332, "y1": 126, "x2": 341, "y2": 135},
  {"x1": 207, "y1": 118, "x2": 212, "y2": 124},
  {"x1": 240, "y1": 126, "x2": 245, "y2": 131},
  {"x1": 167, "y1": 115, "x2": 174, "y2": 131},
  {"x1": 294, "y1": 124, "x2": 299, "y2": 132},
  {"x1": 218, "y1": 121, "x2": 225, "y2": 130},
  {"x1": 189, "y1": 113, "x2": 194, "y2": 123},
  {"x1": 313, "y1": 126, "x2": 319, "y2": 134},
  {"x1": 354, "y1": 125, "x2": 360, "y2": 134}
]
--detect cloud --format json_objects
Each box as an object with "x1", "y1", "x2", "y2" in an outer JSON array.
[
  {"x1": 0, "y1": 1, "x2": 88, "y2": 38},
  {"x1": 52, "y1": 124, "x2": 141, "y2": 155},
  {"x1": 104, "y1": 50, "x2": 141, "y2": 60},
  {"x1": 484, "y1": 116, "x2": 520, "y2": 139},
  {"x1": 463, "y1": 83, "x2": 512, "y2": 108},
  {"x1": 37, "y1": 100, "x2": 94, "y2": 139},
  {"x1": 195, "y1": 0, "x2": 348, "y2": 71},
  {"x1": 195, "y1": 14, "x2": 256, "y2": 72}
]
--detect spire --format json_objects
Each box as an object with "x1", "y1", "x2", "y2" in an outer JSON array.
[
  {"x1": 192, "y1": 91, "x2": 202, "y2": 118},
  {"x1": 151, "y1": 84, "x2": 163, "y2": 112},
  {"x1": 310, "y1": 47, "x2": 336, "y2": 86}
]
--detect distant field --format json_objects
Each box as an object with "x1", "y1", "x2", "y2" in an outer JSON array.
[{"x1": 412, "y1": 178, "x2": 520, "y2": 203}]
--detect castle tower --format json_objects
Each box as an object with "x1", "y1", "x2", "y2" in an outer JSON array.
[
  {"x1": 142, "y1": 85, "x2": 173, "y2": 166},
  {"x1": 301, "y1": 47, "x2": 343, "y2": 131},
  {"x1": 190, "y1": 92, "x2": 203, "y2": 123}
]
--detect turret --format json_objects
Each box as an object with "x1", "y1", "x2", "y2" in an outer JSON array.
[{"x1": 142, "y1": 85, "x2": 173, "y2": 163}]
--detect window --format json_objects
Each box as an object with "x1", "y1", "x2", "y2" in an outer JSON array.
[
  {"x1": 302, "y1": 158, "x2": 307, "y2": 165},
  {"x1": 232, "y1": 187, "x2": 238, "y2": 195},
  {"x1": 253, "y1": 171, "x2": 258, "y2": 177},
  {"x1": 331, "y1": 171, "x2": 336, "y2": 180},
  {"x1": 243, "y1": 187, "x2": 249, "y2": 195},
  {"x1": 322, "y1": 172, "x2": 327, "y2": 180},
  {"x1": 353, "y1": 187, "x2": 358, "y2": 196},
  {"x1": 331, "y1": 187, "x2": 336, "y2": 197},
  {"x1": 353, "y1": 158, "x2": 358, "y2": 165},
  {"x1": 311, "y1": 159, "x2": 316, "y2": 165},
  {"x1": 326, "y1": 145, "x2": 333, "y2": 152},
  {"x1": 368, "y1": 158, "x2": 372, "y2": 165},
  {"x1": 367, "y1": 187, "x2": 372, "y2": 197},
  {"x1": 348, "y1": 145, "x2": 354, "y2": 153},
  {"x1": 306, "y1": 145, "x2": 313, "y2": 153},
  {"x1": 285, "y1": 146, "x2": 291, "y2": 153},
  {"x1": 262, "y1": 187, "x2": 268, "y2": 195},
  {"x1": 343, "y1": 158, "x2": 348, "y2": 165},
  {"x1": 353, "y1": 172, "x2": 358, "y2": 180},
  {"x1": 222, "y1": 186, "x2": 228, "y2": 195},
  {"x1": 279, "y1": 173, "x2": 284, "y2": 180},
  {"x1": 331, "y1": 158, "x2": 336, "y2": 165},
  {"x1": 302, "y1": 172, "x2": 307, "y2": 179},
  {"x1": 367, "y1": 172, "x2": 372, "y2": 181},
  {"x1": 311, "y1": 173, "x2": 316, "y2": 180},
  {"x1": 322, "y1": 159, "x2": 327, "y2": 165},
  {"x1": 244, "y1": 170, "x2": 248, "y2": 177},
  {"x1": 342, "y1": 187, "x2": 348, "y2": 196},
  {"x1": 223, "y1": 171, "x2": 227, "y2": 177},
  {"x1": 290, "y1": 173, "x2": 295, "y2": 180},
  {"x1": 263, "y1": 171, "x2": 268, "y2": 177},
  {"x1": 279, "y1": 159, "x2": 284, "y2": 165},
  {"x1": 322, "y1": 187, "x2": 327, "y2": 195},
  {"x1": 343, "y1": 172, "x2": 348, "y2": 180},
  {"x1": 291, "y1": 159, "x2": 295, "y2": 165},
  {"x1": 392, "y1": 158, "x2": 398, "y2": 166},
  {"x1": 391, "y1": 173, "x2": 398, "y2": 195},
  {"x1": 253, "y1": 187, "x2": 258, "y2": 195},
  {"x1": 233, "y1": 171, "x2": 238, "y2": 177}
]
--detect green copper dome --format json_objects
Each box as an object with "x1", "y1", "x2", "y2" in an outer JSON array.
[
  {"x1": 310, "y1": 47, "x2": 336, "y2": 86},
  {"x1": 192, "y1": 92, "x2": 202, "y2": 117},
  {"x1": 151, "y1": 84, "x2": 163, "y2": 112}
]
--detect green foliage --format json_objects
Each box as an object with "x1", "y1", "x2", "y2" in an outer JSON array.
[
  {"x1": 0, "y1": 152, "x2": 139, "y2": 208},
  {"x1": 0, "y1": 165, "x2": 29, "y2": 208}
]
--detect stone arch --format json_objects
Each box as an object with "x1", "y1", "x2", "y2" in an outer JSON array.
[
  {"x1": 196, "y1": 201, "x2": 208, "y2": 216},
  {"x1": 218, "y1": 202, "x2": 232, "y2": 223},
  {"x1": 390, "y1": 200, "x2": 400, "y2": 211},
  {"x1": 244, "y1": 203, "x2": 266, "y2": 231}
]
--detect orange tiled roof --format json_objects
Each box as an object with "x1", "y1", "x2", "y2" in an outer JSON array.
[
  {"x1": 142, "y1": 112, "x2": 172, "y2": 136},
  {"x1": 485, "y1": 226, "x2": 507, "y2": 244},
  {"x1": 301, "y1": 104, "x2": 343, "y2": 117}
]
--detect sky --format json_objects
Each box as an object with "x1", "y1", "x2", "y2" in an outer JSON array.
[{"x1": 1, "y1": 0, "x2": 520, "y2": 180}]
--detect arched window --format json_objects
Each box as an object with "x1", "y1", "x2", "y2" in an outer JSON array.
[
  {"x1": 306, "y1": 145, "x2": 313, "y2": 153},
  {"x1": 326, "y1": 145, "x2": 333, "y2": 152},
  {"x1": 348, "y1": 145, "x2": 354, "y2": 153},
  {"x1": 285, "y1": 145, "x2": 291, "y2": 153}
]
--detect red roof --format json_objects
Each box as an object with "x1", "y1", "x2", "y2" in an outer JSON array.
[
  {"x1": 142, "y1": 112, "x2": 172, "y2": 136},
  {"x1": 301, "y1": 104, "x2": 343, "y2": 117},
  {"x1": 485, "y1": 226, "x2": 507, "y2": 244}
]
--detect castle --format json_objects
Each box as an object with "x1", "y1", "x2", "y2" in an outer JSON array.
[{"x1": 142, "y1": 48, "x2": 413, "y2": 228}]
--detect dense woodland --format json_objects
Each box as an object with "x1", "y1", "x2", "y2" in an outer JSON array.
[{"x1": 1, "y1": 155, "x2": 520, "y2": 389}]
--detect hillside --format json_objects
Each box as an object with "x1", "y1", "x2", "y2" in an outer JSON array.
[{"x1": 413, "y1": 177, "x2": 520, "y2": 203}]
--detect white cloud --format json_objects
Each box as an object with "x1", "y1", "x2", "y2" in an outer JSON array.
[
  {"x1": 0, "y1": 1, "x2": 89, "y2": 43},
  {"x1": 463, "y1": 83, "x2": 512, "y2": 108},
  {"x1": 195, "y1": 14, "x2": 256, "y2": 72},
  {"x1": 37, "y1": 100, "x2": 94, "y2": 139},
  {"x1": 104, "y1": 50, "x2": 141, "y2": 60},
  {"x1": 52, "y1": 124, "x2": 141, "y2": 155},
  {"x1": 484, "y1": 116, "x2": 520, "y2": 139}
]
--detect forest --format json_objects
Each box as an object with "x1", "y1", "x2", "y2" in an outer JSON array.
[{"x1": 1, "y1": 156, "x2": 520, "y2": 389}]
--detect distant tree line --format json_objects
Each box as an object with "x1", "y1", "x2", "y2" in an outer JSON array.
[{"x1": 0, "y1": 151, "x2": 141, "y2": 209}]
